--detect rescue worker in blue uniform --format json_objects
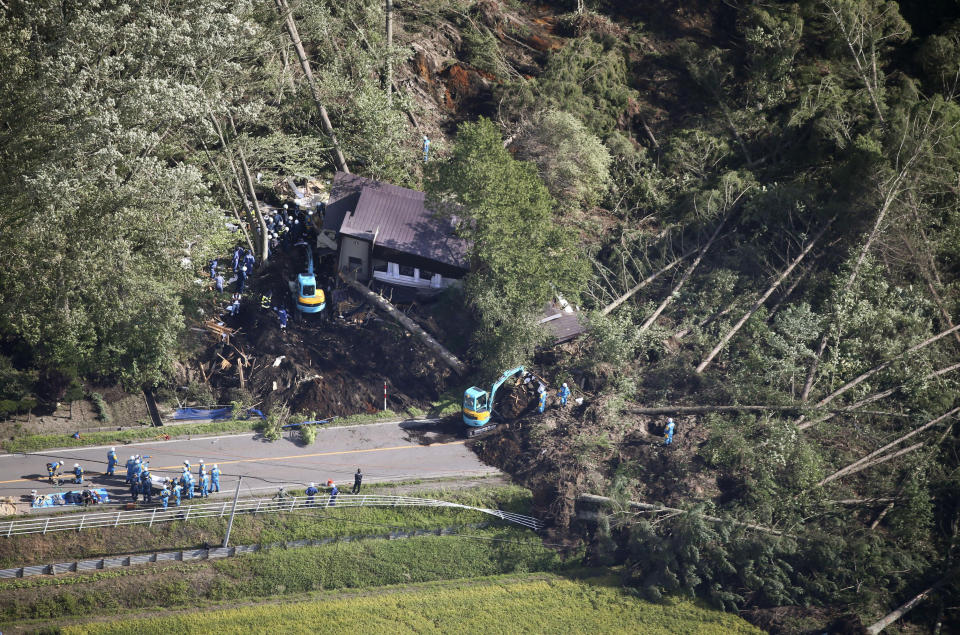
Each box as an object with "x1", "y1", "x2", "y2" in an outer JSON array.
[
  {"x1": 232, "y1": 246, "x2": 242, "y2": 273},
  {"x1": 200, "y1": 471, "x2": 210, "y2": 498},
  {"x1": 141, "y1": 469, "x2": 152, "y2": 503},
  {"x1": 559, "y1": 383, "x2": 571, "y2": 407},
  {"x1": 211, "y1": 465, "x2": 221, "y2": 492},
  {"x1": 161, "y1": 486, "x2": 171, "y2": 509},
  {"x1": 306, "y1": 482, "x2": 319, "y2": 505},
  {"x1": 538, "y1": 388, "x2": 547, "y2": 414},
  {"x1": 328, "y1": 480, "x2": 338, "y2": 506},
  {"x1": 73, "y1": 463, "x2": 83, "y2": 484},
  {"x1": 172, "y1": 483, "x2": 182, "y2": 506},
  {"x1": 664, "y1": 418, "x2": 676, "y2": 445},
  {"x1": 107, "y1": 447, "x2": 118, "y2": 476},
  {"x1": 125, "y1": 456, "x2": 136, "y2": 483},
  {"x1": 181, "y1": 469, "x2": 194, "y2": 499},
  {"x1": 275, "y1": 306, "x2": 288, "y2": 329}
]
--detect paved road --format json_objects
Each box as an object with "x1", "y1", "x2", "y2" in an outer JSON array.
[{"x1": 0, "y1": 420, "x2": 498, "y2": 506}]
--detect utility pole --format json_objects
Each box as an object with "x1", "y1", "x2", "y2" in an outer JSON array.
[
  {"x1": 222, "y1": 475, "x2": 242, "y2": 548},
  {"x1": 385, "y1": 0, "x2": 393, "y2": 105}
]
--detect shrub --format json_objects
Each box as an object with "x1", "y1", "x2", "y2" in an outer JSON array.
[
  {"x1": 89, "y1": 392, "x2": 111, "y2": 423},
  {"x1": 298, "y1": 424, "x2": 316, "y2": 446}
]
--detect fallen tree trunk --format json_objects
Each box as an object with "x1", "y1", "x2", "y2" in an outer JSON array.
[
  {"x1": 866, "y1": 575, "x2": 953, "y2": 634},
  {"x1": 671, "y1": 305, "x2": 735, "y2": 341},
  {"x1": 639, "y1": 217, "x2": 729, "y2": 332},
  {"x1": 799, "y1": 361, "x2": 960, "y2": 430},
  {"x1": 818, "y1": 406, "x2": 960, "y2": 486},
  {"x1": 812, "y1": 324, "x2": 960, "y2": 411},
  {"x1": 578, "y1": 493, "x2": 789, "y2": 536},
  {"x1": 340, "y1": 272, "x2": 467, "y2": 375},
  {"x1": 275, "y1": 0, "x2": 349, "y2": 173},
  {"x1": 697, "y1": 218, "x2": 834, "y2": 373},
  {"x1": 625, "y1": 405, "x2": 908, "y2": 417},
  {"x1": 818, "y1": 442, "x2": 924, "y2": 486},
  {"x1": 600, "y1": 248, "x2": 696, "y2": 316}
]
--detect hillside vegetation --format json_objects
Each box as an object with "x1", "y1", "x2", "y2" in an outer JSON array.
[{"x1": 2, "y1": 0, "x2": 960, "y2": 631}]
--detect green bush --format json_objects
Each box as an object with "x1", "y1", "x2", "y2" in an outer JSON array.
[
  {"x1": 88, "y1": 392, "x2": 111, "y2": 423},
  {"x1": 298, "y1": 424, "x2": 316, "y2": 445},
  {"x1": 461, "y1": 24, "x2": 502, "y2": 75}
]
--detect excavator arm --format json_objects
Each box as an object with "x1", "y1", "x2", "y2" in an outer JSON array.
[{"x1": 488, "y1": 366, "x2": 525, "y2": 406}]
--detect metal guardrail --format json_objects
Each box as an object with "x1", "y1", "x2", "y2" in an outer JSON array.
[
  {"x1": 0, "y1": 524, "x2": 491, "y2": 580},
  {"x1": 1, "y1": 494, "x2": 543, "y2": 537}
]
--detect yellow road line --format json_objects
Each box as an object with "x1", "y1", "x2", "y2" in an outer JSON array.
[{"x1": 0, "y1": 440, "x2": 467, "y2": 485}]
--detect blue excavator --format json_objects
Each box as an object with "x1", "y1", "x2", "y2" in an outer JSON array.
[
  {"x1": 462, "y1": 366, "x2": 538, "y2": 437},
  {"x1": 291, "y1": 242, "x2": 325, "y2": 313}
]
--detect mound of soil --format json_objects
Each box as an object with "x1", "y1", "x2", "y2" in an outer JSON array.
[{"x1": 200, "y1": 254, "x2": 454, "y2": 418}]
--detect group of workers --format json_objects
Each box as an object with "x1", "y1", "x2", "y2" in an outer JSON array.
[
  {"x1": 153, "y1": 459, "x2": 222, "y2": 509},
  {"x1": 266, "y1": 202, "x2": 319, "y2": 253},
  {"x1": 45, "y1": 460, "x2": 83, "y2": 485},
  {"x1": 536, "y1": 382, "x2": 573, "y2": 414},
  {"x1": 48, "y1": 450, "x2": 223, "y2": 509},
  {"x1": 46, "y1": 450, "x2": 366, "y2": 510}
]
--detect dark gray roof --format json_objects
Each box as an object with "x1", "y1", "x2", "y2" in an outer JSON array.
[
  {"x1": 544, "y1": 313, "x2": 585, "y2": 343},
  {"x1": 331, "y1": 172, "x2": 470, "y2": 271},
  {"x1": 322, "y1": 172, "x2": 368, "y2": 233}
]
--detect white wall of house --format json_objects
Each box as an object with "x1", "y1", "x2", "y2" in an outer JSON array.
[
  {"x1": 371, "y1": 259, "x2": 460, "y2": 290},
  {"x1": 338, "y1": 237, "x2": 370, "y2": 280}
]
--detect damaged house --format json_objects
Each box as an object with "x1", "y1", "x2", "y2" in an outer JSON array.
[{"x1": 317, "y1": 171, "x2": 469, "y2": 294}]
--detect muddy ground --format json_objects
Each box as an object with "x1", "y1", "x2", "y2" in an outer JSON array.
[{"x1": 189, "y1": 249, "x2": 464, "y2": 419}]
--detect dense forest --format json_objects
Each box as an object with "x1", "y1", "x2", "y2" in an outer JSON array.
[{"x1": 2, "y1": 0, "x2": 960, "y2": 631}]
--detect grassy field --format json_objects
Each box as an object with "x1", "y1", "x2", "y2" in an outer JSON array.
[
  {"x1": 59, "y1": 574, "x2": 764, "y2": 634},
  {"x1": 0, "y1": 485, "x2": 533, "y2": 568},
  {"x1": 1, "y1": 525, "x2": 572, "y2": 623}
]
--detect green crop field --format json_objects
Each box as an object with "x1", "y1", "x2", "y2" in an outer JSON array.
[{"x1": 62, "y1": 574, "x2": 763, "y2": 634}]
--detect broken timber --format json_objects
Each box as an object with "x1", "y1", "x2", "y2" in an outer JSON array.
[{"x1": 339, "y1": 273, "x2": 467, "y2": 375}]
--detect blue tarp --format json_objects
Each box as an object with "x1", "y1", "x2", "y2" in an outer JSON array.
[
  {"x1": 172, "y1": 407, "x2": 265, "y2": 421},
  {"x1": 32, "y1": 488, "x2": 110, "y2": 508}
]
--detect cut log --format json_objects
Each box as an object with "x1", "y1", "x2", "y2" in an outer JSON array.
[
  {"x1": 697, "y1": 218, "x2": 834, "y2": 373},
  {"x1": 340, "y1": 272, "x2": 467, "y2": 375}
]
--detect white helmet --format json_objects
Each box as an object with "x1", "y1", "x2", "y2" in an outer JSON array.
[
  {"x1": 562, "y1": 382, "x2": 568, "y2": 388},
  {"x1": 668, "y1": 418, "x2": 674, "y2": 423},
  {"x1": 199, "y1": 459, "x2": 204, "y2": 464},
  {"x1": 283, "y1": 203, "x2": 288, "y2": 209},
  {"x1": 129, "y1": 455, "x2": 135, "y2": 460},
  {"x1": 111, "y1": 447, "x2": 116, "y2": 451},
  {"x1": 310, "y1": 482, "x2": 315, "y2": 487},
  {"x1": 241, "y1": 266, "x2": 247, "y2": 272},
  {"x1": 58, "y1": 460, "x2": 64, "y2": 465},
  {"x1": 184, "y1": 460, "x2": 190, "y2": 465},
  {"x1": 213, "y1": 464, "x2": 218, "y2": 469},
  {"x1": 74, "y1": 463, "x2": 79, "y2": 467}
]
